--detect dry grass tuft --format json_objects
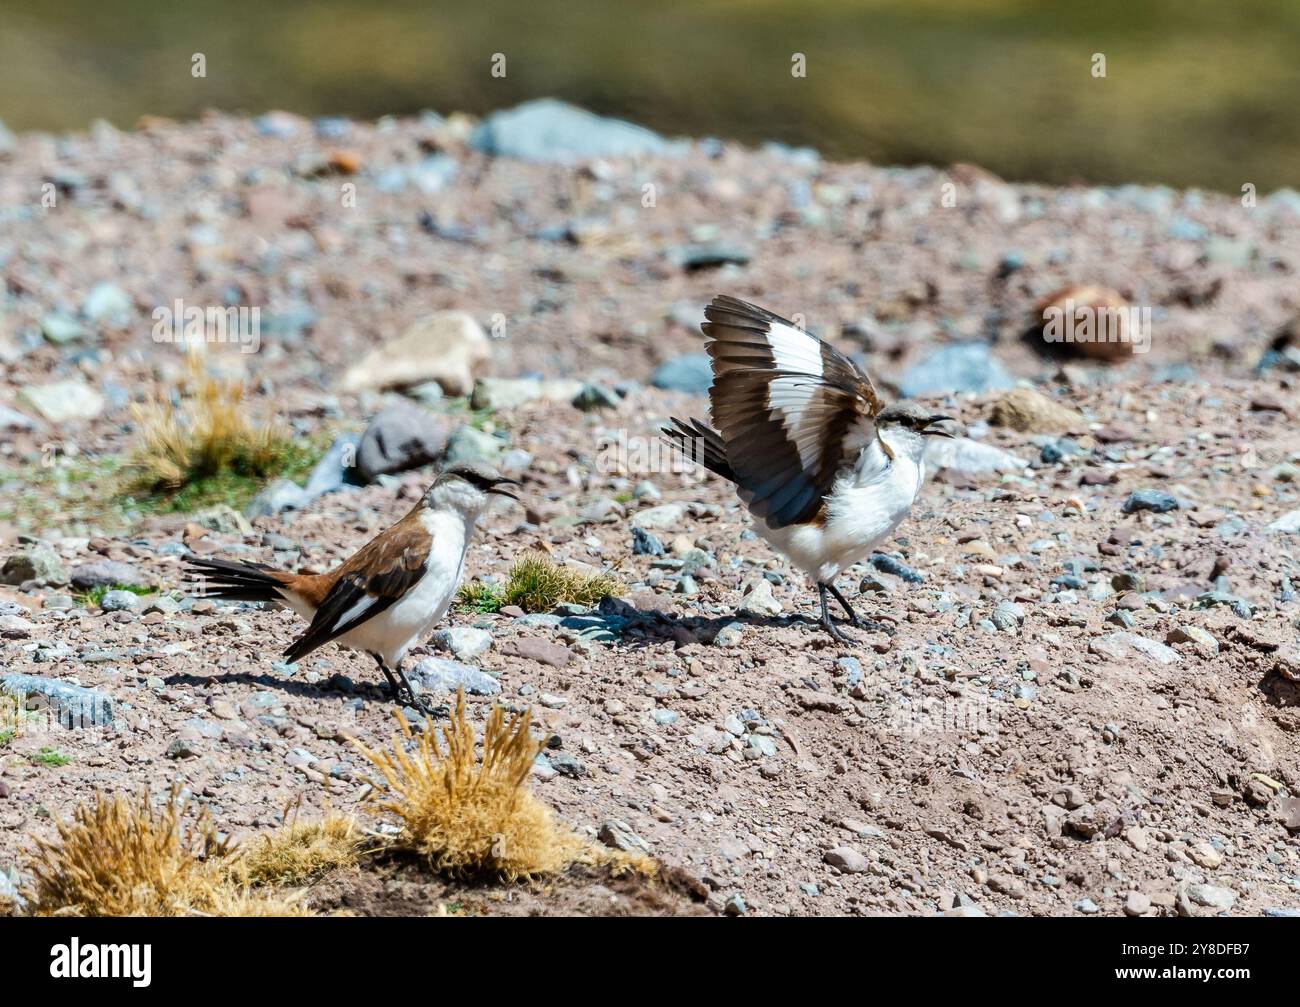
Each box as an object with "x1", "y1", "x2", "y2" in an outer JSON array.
[
  {"x1": 130, "y1": 349, "x2": 292, "y2": 492},
  {"x1": 236, "y1": 809, "x2": 363, "y2": 888},
  {"x1": 352, "y1": 691, "x2": 588, "y2": 880},
  {"x1": 504, "y1": 551, "x2": 623, "y2": 613},
  {"x1": 25, "y1": 788, "x2": 304, "y2": 917}
]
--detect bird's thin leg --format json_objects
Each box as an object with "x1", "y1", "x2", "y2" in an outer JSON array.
[
  {"x1": 372, "y1": 653, "x2": 401, "y2": 698},
  {"x1": 817, "y1": 583, "x2": 854, "y2": 644},
  {"x1": 390, "y1": 661, "x2": 448, "y2": 719},
  {"x1": 826, "y1": 582, "x2": 896, "y2": 636}
]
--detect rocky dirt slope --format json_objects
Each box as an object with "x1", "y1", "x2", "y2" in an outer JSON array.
[{"x1": 3, "y1": 103, "x2": 1300, "y2": 916}]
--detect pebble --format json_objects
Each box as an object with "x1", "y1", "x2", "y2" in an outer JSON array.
[
  {"x1": 1124, "y1": 892, "x2": 1152, "y2": 917},
  {"x1": 650, "y1": 353, "x2": 713, "y2": 394},
  {"x1": 100, "y1": 590, "x2": 141, "y2": 612},
  {"x1": 499, "y1": 637, "x2": 571, "y2": 668},
  {"x1": 1121, "y1": 489, "x2": 1180, "y2": 514},
  {"x1": 431, "y1": 626, "x2": 493, "y2": 660},
  {"x1": 356, "y1": 402, "x2": 447, "y2": 480},
  {"x1": 824, "y1": 847, "x2": 870, "y2": 873},
  {"x1": 736, "y1": 578, "x2": 782, "y2": 617},
  {"x1": 597, "y1": 819, "x2": 653, "y2": 855}
]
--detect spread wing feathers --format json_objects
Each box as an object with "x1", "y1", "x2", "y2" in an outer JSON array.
[
  {"x1": 282, "y1": 520, "x2": 431, "y2": 665},
  {"x1": 662, "y1": 417, "x2": 736, "y2": 483},
  {"x1": 703, "y1": 295, "x2": 882, "y2": 527}
]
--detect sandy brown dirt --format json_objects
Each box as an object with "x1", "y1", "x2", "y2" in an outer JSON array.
[{"x1": 3, "y1": 111, "x2": 1300, "y2": 917}]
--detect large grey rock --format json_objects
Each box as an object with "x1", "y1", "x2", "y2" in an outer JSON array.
[
  {"x1": 1, "y1": 673, "x2": 113, "y2": 728},
  {"x1": 357, "y1": 404, "x2": 447, "y2": 481},
  {"x1": 0, "y1": 404, "x2": 35, "y2": 430},
  {"x1": 408, "y1": 657, "x2": 501, "y2": 696},
  {"x1": 0, "y1": 546, "x2": 68, "y2": 586},
  {"x1": 70, "y1": 559, "x2": 149, "y2": 591},
  {"x1": 470, "y1": 99, "x2": 669, "y2": 162},
  {"x1": 899, "y1": 343, "x2": 1013, "y2": 397}
]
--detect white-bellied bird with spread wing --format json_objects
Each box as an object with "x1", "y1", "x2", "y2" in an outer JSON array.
[{"x1": 664, "y1": 295, "x2": 955, "y2": 642}]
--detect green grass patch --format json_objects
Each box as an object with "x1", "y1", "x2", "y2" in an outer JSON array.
[
  {"x1": 31, "y1": 747, "x2": 72, "y2": 767},
  {"x1": 456, "y1": 581, "x2": 505, "y2": 614},
  {"x1": 74, "y1": 583, "x2": 155, "y2": 608},
  {"x1": 0, "y1": 728, "x2": 15, "y2": 747},
  {"x1": 502, "y1": 552, "x2": 623, "y2": 613}
]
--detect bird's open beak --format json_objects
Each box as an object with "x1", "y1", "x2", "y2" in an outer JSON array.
[
  {"x1": 923, "y1": 415, "x2": 957, "y2": 438},
  {"x1": 488, "y1": 478, "x2": 522, "y2": 501}
]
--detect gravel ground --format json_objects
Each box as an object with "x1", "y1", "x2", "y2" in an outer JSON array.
[{"x1": 3, "y1": 105, "x2": 1300, "y2": 917}]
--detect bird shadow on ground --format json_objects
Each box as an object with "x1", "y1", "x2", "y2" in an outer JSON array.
[
  {"x1": 162, "y1": 669, "x2": 382, "y2": 704},
  {"x1": 602, "y1": 597, "x2": 891, "y2": 651}
]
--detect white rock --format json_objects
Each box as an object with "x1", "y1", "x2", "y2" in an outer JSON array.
[
  {"x1": 18, "y1": 380, "x2": 105, "y2": 423},
  {"x1": 341, "y1": 311, "x2": 490, "y2": 396},
  {"x1": 631, "y1": 503, "x2": 688, "y2": 529},
  {"x1": 1088, "y1": 631, "x2": 1181, "y2": 665},
  {"x1": 736, "y1": 578, "x2": 782, "y2": 617}
]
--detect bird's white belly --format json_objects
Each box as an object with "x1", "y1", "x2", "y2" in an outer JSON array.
[
  {"x1": 287, "y1": 510, "x2": 469, "y2": 667},
  {"x1": 756, "y1": 451, "x2": 924, "y2": 583}
]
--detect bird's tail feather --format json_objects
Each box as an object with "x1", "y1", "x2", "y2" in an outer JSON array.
[
  {"x1": 662, "y1": 417, "x2": 737, "y2": 484},
  {"x1": 184, "y1": 556, "x2": 291, "y2": 603}
]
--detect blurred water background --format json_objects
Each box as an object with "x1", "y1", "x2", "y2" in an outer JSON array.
[{"x1": 1, "y1": 0, "x2": 1296, "y2": 191}]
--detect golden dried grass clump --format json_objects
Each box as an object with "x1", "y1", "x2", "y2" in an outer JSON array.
[
  {"x1": 26, "y1": 789, "x2": 304, "y2": 917},
  {"x1": 130, "y1": 349, "x2": 291, "y2": 491},
  {"x1": 236, "y1": 810, "x2": 362, "y2": 888},
  {"x1": 352, "y1": 692, "x2": 587, "y2": 880},
  {"x1": 504, "y1": 552, "x2": 623, "y2": 613}
]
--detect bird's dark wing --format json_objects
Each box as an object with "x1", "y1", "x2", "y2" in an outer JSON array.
[
  {"x1": 703, "y1": 295, "x2": 882, "y2": 527},
  {"x1": 282, "y1": 512, "x2": 432, "y2": 664}
]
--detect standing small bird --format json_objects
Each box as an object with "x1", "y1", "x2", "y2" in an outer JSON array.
[
  {"x1": 663, "y1": 295, "x2": 954, "y2": 642},
  {"x1": 185, "y1": 462, "x2": 519, "y2": 714}
]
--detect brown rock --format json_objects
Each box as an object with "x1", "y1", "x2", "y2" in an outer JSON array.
[
  {"x1": 500, "y1": 637, "x2": 571, "y2": 668},
  {"x1": 988, "y1": 388, "x2": 1085, "y2": 433},
  {"x1": 1029, "y1": 284, "x2": 1138, "y2": 361}
]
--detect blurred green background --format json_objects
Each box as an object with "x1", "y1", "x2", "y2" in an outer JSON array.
[{"x1": 1, "y1": 0, "x2": 1296, "y2": 191}]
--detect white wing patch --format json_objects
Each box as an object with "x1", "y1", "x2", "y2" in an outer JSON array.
[{"x1": 765, "y1": 321, "x2": 824, "y2": 376}]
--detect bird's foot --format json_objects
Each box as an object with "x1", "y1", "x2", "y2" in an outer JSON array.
[
  {"x1": 819, "y1": 614, "x2": 857, "y2": 645},
  {"x1": 393, "y1": 686, "x2": 448, "y2": 720}
]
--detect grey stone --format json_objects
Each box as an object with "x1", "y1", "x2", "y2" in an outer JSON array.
[
  {"x1": 430, "y1": 627, "x2": 493, "y2": 660},
  {"x1": 572, "y1": 383, "x2": 621, "y2": 411},
  {"x1": 99, "y1": 590, "x2": 141, "y2": 612},
  {"x1": 470, "y1": 99, "x2": 669, "y2": 162},
  {"x1": 736, "y1": 578, "x2": 782, "y2": 617},
  {"x1": 1185, "y1": 883, "x2": 1236, "y2": 911},
  {"x1": 81, "y1": 282, "x2": 133, "y2": 327},
  {"x1": 925, "y1": 436, "x2": 1026, "y2": 475},
  {"x1": 40, "y1": 313, "x2": 88, "y2": 345},
  {"x1": 301, "y1": 434, "x2": 363, "y2": 499},
  {"x1": 357, "y1": 403, "x2": 447, "y2": 480},
  {"x1": 17, "y1": 380, "x2": 105, "y2": 423},
  {"x1": 443, "y1": 425, "x2": 505, "y2": 466},
  {"x1": 631, "y1": 527, "x2": 665, "y2": 556},
  {"x1": 408, "y1": 656, "x2": 501, "y2": 696},
  {"x1": 548, "y1": 751, "x2": 587, "y2": 778},
  {"x1": 1122, "y1": 489, "x2": 1180, "y2": 514},
  {"x1": 70, "y1": 559, "x2": 149, "y2": 591},
  {"x1": 1088, "y1": 631, "x2": 1181, "y2": 665},
  {"x1": 0, "y1": 404, "x2": 35, "y2": 430},
  {"x1": 598, "y1": 819, "x2": 653, "y2": 855},
  {"x1": 899, "y1": 343, "x2": 1013, "y2": 397},
  {"x1": 824, "y1": 846, "x2": 870, "y2": 873},
  {"x1": 0, "y1": 673, "x2": 112, "y2": 728},
  {"x1": 1, "y1": 546, "x2": 68, "y2": 586},
  {"x1": 650, "y1": 353, "x2": 712, "y2": 394},
  {"x1": 245, "y1": 479, "x2": 309, "y2": 518}
]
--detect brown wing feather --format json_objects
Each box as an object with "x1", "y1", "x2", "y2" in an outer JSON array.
[
  {"x1": 282, "y1": 507, "x2": 432, "y2": 664},
  {"x1": 703, "y1": 295, "x2": 882, "y2": 528}
]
